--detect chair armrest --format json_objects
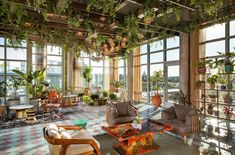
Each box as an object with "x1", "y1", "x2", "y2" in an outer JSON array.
[
  {"x1": 106, "y1": 107, "x2": 118, "y2": 118},
  {"x1": 57, "y1": 125, "x2": 82, "y2": 131}
]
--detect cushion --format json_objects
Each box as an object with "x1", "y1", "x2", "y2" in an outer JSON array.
[
  {"x1": 47, "y1": 124, "x2": 61, "y2": 139},
  {"x1": 162, "y1": 106, "x2": 176, "y2": 120},
  {"x1": 174, "y1": 104, "x2": 189, "y2": 121},
  {"x1": 113, "y1": 101, "x2": 130, "y2": 116},
  {"x1": 59, "y1": 127, "x2": 71, "y2": 139},
  {"x1": 185, "y1": 115, "x2": 192, "y2": 126}
]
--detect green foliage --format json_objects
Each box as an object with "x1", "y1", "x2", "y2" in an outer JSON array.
[
  {"x1": 179, "y1": 90, "x2": 191, "y2": 105},
  {"x1": 8, "y1": 76, "x2": 21, "y2": 92},
  {"x1": 215, "y1": 52, "x2": 235, "y2": 66},
  {"x1": 150, "y1": 70, "x2": 164, "y2": 92},
  {"x1": 109, "y1": 93, "x2": 117, "y2": 101},
  {"x1": 113, "y1": 81, "x2": 124, "y2": 89},
  {"x1": 82, "y1": 66, "x2": 92, "y2": 87},
  {"x1": 207, "y1": 74, "x2": 219, "y2": 84},
  {"x1": 0, "y1": 81, "x2": 7, "y2": 97},
  {"x1": 12, "y1": 68, "x2": 49, "y2": 98},
  {"x1": 78, "y1": 92, "x2": 85, "y2": 97},
  {"x1": 196, "y1": 59, "x2": 213, "y2": 67},
  {"x1": 67, "y1": 15, "x2": 81, "y2": 28},
  {"x1": 83, "y1": 95, "x2": 93, "y2": 105},
  {"x1": 102, "y1": 91, "x2": 108, "y2": 98},
  {"x1": 90, "y1": 94, "x2": 100, "y2": 100}
]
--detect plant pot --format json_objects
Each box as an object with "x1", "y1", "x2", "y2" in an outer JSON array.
[
  {"x1": 197, "y1": 66, "x2": 206, "y2": 74},
  {"x1": 220, "y1": 85, "x2": 226, "y2": 90},
  {"x1": 209, "y1": 83, "x2": 215, "y2": 89},
  {"x1": 224, "y1": 64, "x2": 234, "y2": 73},
  {"x1": 152, "y1": 93, "x2": 161, "y2": 107}
]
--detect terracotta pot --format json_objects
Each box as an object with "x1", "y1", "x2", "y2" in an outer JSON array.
[
  {"x1": 152, "y1": 93, "x2": 161, "y2": 107},
  {"x1": 209, "y1": 83, "x2": 215, "y2": 89},
  {"x1": 84, "y1": 88, "x2": 90, "y2": 96},
  {"x1": 197, "y1": 66, "x2": 206, "y2": 74}
]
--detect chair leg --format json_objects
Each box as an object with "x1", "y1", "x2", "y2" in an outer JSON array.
[{"x1": 183, "y1": 135, "x2": 187, "y2": 143}]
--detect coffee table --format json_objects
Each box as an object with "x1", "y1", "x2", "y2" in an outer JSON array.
[
  {"x1": 9, "y1": 105, "x2": 34, "y2": 119},
  {"x1": 102, "y1": 119, "x2": 173, "y2": 155}
]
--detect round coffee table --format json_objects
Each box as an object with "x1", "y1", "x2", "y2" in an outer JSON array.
[{"x1": 9, "y1": 105, "x2": 34, "y2": 119}]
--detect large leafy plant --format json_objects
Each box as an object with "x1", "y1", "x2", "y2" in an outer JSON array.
[
  {"x1": 150, "y1": 70, "x2": 164, "y2": 93},
  {"x1": 13, "y1": 68, "x2": 49, "y2": 98},
  {"x1": 0, "y1": 81, "x2": 7, "y2": 97},
  {"x1": 82, "y1": 66, "x2": 92, "y2": 87}
]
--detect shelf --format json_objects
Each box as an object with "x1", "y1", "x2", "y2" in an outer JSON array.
[
  {"x1": 194, "y1": 100, "x2": 235, "y2": 106},
  {"x1": 195, "y1": 88, "x2": 235, "y2": 92}
]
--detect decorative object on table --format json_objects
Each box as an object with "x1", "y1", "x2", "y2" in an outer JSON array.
[
  {"x1": 12, "y1": 68, "x2": 49, "y2": 111},
  {"x1": 150, "y1": 70, "x2": 164, "y2": 107},
  {"x1": 207, "y1": 74, "x2": 219, "y2": 90},
  {"x1": 131, "y1": 116, "x2": 142, "y2": 130},
  {"x1": 207, "y1": 104, "x2": 215, "y2": 115},
  {"x1": 73, "y1": 119, "x2": 88, "y2": 129},
  {"x1": 82, "y1": 65, "x2": 92, "y2": 95}
]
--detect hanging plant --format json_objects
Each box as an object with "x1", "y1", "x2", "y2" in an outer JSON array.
[
  {"x1": 144, "y1": 8, "x2": 155, "y2": 24},
  {"x1": 67, "y1": 15, "x2": 82, "y2": 28}
]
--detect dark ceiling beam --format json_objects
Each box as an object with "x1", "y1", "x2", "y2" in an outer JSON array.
[{"x1": 160, "y1": 0, "x2": 195, "y2": 11}]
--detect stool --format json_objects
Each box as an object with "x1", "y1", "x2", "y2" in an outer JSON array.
[
  {"x1": 73, "y1": 119, "x2": 88, "y2": 129},
  {"x1": 26, "y1": 108, "x2": 36, "y2": 123}
]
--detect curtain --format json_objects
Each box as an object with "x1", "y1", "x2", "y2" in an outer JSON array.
[{"x1": 133, "y1": 47, "x2": 141, "y2": 102}]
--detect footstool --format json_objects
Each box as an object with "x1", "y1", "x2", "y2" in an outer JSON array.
[{"x1": 73, "y1": 119, "x2": 88, "y2": 129}]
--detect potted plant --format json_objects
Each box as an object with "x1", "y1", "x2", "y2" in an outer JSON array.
[
  {"x1": 196, "y1": 59, "x2": 212, "y2": 74},
  {"x1": 143, "y1": 8, "x2": 155, "y2": 24},
  {"x1": 208, "y1": 94, "x2": 218, "y2": 102},
  {"x1": 196, "y1": 80, "x2": 205, "y2": 89},
  {"x1": 113, "y1": 81, "x2": 124, "y2": 92},
  {"x1": 218, "y1": 74, "x2": 227, "y2": 90},
  {"x1": 109, "y1": 93, "x2": 117, "y2": 101},
  {"x1": 216, "y1": 52, "x2": 235, "y2": 73},
  {"x1": 207, "y1": 74, "x2": 219, "y2": 89},
  {"x1": 102, "y1": 90, "x2": 108, "y2": 98},
  {"x1": 13, "y1": 68, "x2": 49, "y2": 110},
  {"x1": 207, "y1": 104, "x2": 215, "y2": 115},
  {"x1": 150, "y1": 70, "x2": 164, "y2": 107},
  {"x1": 82, "y1": 95, "x2": 93, "y2": 105},
  {"x1": 82, "y1": 66, "x2": 92, "y2": 95},
  {"x1": 78, "y1": 92, "x2": 85, "y2": 102}
]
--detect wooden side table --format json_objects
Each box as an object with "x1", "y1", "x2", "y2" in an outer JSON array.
[{"x1": 9, "y1": 105, "x2": 34, "y2": 119}]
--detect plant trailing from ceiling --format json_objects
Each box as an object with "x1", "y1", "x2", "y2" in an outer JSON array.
[{"x1": 67, "y1": 15, "x2": 82, "y2": 28}]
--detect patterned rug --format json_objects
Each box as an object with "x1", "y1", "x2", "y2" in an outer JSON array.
[{"x1": 0, "y1": 112, "x2": 69, "y2": 130}]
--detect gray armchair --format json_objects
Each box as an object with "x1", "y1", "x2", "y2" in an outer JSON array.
[
  {"x1": 153, "y1": 104, "x2": 201, "y2": 142},
  {"x1": 106, "y1": 101, "x2": 138, "y2": 125}
]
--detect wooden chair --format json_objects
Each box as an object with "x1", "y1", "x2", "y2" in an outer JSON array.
[
  {"x1": 43, "y1": 125, "x2": 101, "y2": 155},
  {"x1": 43, "y1": 93, "x2": 63, "y2": 112}
]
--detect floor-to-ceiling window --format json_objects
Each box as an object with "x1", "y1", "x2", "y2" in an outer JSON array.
[
  {"x1": 118, "y1": 58, "x2": 128, "y2": 88},
  {"x1": 0, "y1": 37, "x2": 27, "y2": 102},
  {"x1": 138, "y1": 36, "x2": 180, "y2": 105}
]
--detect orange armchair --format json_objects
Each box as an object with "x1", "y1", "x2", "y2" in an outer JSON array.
[{"x1": 43, "y1": 125, "x2": 101, "y2": 155}]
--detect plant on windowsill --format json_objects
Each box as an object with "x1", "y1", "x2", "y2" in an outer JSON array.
[
  {"x1": 150, "y1": 69, "x2": 164, "y2": 107},
  {"x1": 207, "y1": 74, "x2": 219, "y2": 89},
  {"x1": 113, "y1": 81, "x2": 124, "y2": 92},
  {"x1": 195, "y1": 59, "x2": 212, "y2": 74},
  {"x1": 215, "y1": 52, "x2": 235, "y2": 73}
]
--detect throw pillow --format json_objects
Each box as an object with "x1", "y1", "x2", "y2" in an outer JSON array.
[
  {"x1": 47, "y1": 124, "x2": 61, "y2": 139},
  {"x1": 174, "y1": 104, "x2": 190, "y2": 121},
  {"x1": 113, "y1": 101, "x2": 130, "y2": 116},
  {"x1": 59, "y1": 127, "x2": 71, "y2": 139}
]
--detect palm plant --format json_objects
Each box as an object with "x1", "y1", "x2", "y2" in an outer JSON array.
[
  {"x1": 13, "y1": 68, "x2": 49, "y2": 98},
  {"x1": 150, "y1": 70, "x2": 164, "y2": 93},
  {"x1": 82, "y1": 66, "x2": 92, "y2": 87}
]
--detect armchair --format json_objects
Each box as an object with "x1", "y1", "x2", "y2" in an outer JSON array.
[
  {"x1": 106, "y1": 101, "x2": 138, "y2": 125},
  {"x1": 152, "y1": 104, "x2": 201, "y2": 142},
  {"x1": 43, "y1": 124, "x2": 100, "y2": 155},
  {"x1": 43, "y1": 93, "x2": 63, "y2": 112}
]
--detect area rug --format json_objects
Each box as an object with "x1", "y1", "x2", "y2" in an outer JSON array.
[{"x1": 0, "y1": 112, "x2": 69, "y2": 129}]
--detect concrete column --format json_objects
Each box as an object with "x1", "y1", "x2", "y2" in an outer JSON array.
[
  {"x1": 127, "y1": 52, "x2": 133, "y2": 101},
  {"x1": 179, "y1": 32, "x2": 190, "y2": 95}
]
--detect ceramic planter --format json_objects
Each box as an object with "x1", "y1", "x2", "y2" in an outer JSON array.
[
  {"x1": 224, "y1": 65, "x2": 234, "y2": 73},
  {"x1": 152, "y1": 93, "x2": 161, "y2": 107}
]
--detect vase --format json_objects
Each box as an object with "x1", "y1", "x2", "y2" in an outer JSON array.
[{"x1": 152, "y1": 93, "x2": 161, "y2": 107}]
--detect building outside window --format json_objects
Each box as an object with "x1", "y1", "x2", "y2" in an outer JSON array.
[{"x1": 138, "y1": 36, "x2": 180, "y2": 106}]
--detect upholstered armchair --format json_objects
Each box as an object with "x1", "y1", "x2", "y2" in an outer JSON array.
[
  {"x1": 152, "y1": 104, "x2": 201, "y2": 142},
  {"x1": 43, "y1": 124, "x2": 100, "y2": 155},
  {"x1": 106, "y1": 101, "x2": 138, "y2": 125}
]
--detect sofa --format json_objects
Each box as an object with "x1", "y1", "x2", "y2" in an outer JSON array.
[
  {"x1": 106, "y1": 101, "x2": 138, "y2": 125},
  {"x1": 153, "y1": 104, "x2": 201, "y2": 142}
]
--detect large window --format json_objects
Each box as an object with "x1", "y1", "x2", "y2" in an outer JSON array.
[
  {"x1": 79, "y1": 52, "x2": 110, "y2": 89},
  {"x1": 32, "y1": 44, "x2": 63, "y2": 89},
  {"x1": 118, "y1": 58, "x2": 128, "y2": 87},
  {"x1": 0, "y1": 37, "x2": 27, "y2": 102},
  {"x1": 138, "y1": 36, "x2": 180, "y2": 105}
]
